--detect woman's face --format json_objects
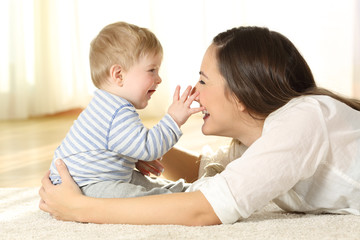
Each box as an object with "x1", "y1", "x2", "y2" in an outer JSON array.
[{"x1": 194, "y1": 44, "x2": 244, "y2": 138}]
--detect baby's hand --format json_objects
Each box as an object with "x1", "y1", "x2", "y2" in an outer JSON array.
[
  {"x1": 167, "y1": 85, "x2": 205, "y2": 127},
  {"x1": 136, "y1": 159, "x2": 164, "y2": 176}
]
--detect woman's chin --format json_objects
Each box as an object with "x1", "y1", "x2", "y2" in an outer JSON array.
[
  {"x1": 201, "y1": 124, "x2": 224, "y2": 137},
  {"x1": 201, "y1": 124, "x2": 212, "y2": 136}
]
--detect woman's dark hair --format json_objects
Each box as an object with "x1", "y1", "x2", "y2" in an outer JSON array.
[{"x1": 213, "y1": 26, "x2": 360, "y2": 118}]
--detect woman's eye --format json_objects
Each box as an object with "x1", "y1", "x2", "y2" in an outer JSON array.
[{"x1": 199, "y1": 80, "x2": 205, "y2": 85}]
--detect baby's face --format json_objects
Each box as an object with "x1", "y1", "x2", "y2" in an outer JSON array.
[{"x1": 120, "y1": 53, "x2": 162, "y2": 109}]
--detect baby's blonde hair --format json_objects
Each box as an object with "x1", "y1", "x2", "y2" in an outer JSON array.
[{"x1": 89, "y1": 21, "x2": 163, "y2": 88}]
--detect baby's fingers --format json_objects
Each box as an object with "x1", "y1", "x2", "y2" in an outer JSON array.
[
  {"x1": 189, "y1": 106, "x2": 205, "y2": 114},
  {"x1": 179, "y1": 86, "x2": 192, "y2": 102},
  {"x1": 185, "y1": 91, "x2": 200, "y2": 106},
  {"x1": 172, "y1": 85, "x2": 181, "y2": 101}
]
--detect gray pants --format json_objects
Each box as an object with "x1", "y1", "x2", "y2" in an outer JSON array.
[{"x1": 81, "y1": 170, "x2": 190, "y2": 198}]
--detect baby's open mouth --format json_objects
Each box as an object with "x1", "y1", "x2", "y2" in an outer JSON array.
[
  {"x1": 147, "y1": 90, "x2": 156, "y2": 96},
  {"x1": 146, "y1": 90, "x2": 156, "y2": 99}
]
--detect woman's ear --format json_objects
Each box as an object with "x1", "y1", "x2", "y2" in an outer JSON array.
[
  {"x1": 109, "y1": 64, "x2": 123, "y2": 87},
  {"x1": 231, "y1": 94, "x2": 246, "y2": 112},
  {"x1": 238, "y1": 101, "x2": 246, "y2": 112}
]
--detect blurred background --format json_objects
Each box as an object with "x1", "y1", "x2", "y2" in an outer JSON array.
[{"x1": 0, "y1": 0, "x2": 359, "y2": 120}]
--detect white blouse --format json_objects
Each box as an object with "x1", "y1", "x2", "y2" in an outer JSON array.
[{"x1": 187, "y1": 95, "x2": 360, "y2": 224}]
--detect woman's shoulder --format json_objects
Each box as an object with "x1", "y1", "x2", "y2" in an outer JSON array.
[
  {"x1": 269, "y1": 95, "x2": 349, "y2": 118},
  {"x1": 263, "y1": 96, "x2": 332, "y2": 134},
  {"x1": 265, "y1": 95, "x2": 360, "y2": 132},
  {"x1": 266, "y1": 95, "x2": 324, "y2": 121}
]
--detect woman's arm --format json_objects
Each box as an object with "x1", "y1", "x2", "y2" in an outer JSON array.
[
  {"x1": 135, "y1": 147, "x2": 201, "y2": 181},
  {"x1": 39, "y1": 159, "x2": 220, "y2": 226},
  {"x1": 160, "y1": 147, "x2": 201, "y2": 183},
  {"x1": 79, "y1": 191, "x2": 219, "y2": 226}
]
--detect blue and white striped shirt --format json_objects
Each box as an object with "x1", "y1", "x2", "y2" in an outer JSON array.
[{"x1": 49, "y1": 89, "x2": 182, "y2": 186}]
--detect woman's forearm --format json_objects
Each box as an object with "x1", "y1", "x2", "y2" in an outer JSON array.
[
  {"x1": 161, "y1": 147, "x2": 201, "y2": 183},
  {"x1": 40, "y1": 157, "x2": 218, "y2": 226},
  {"x1": 78, "y1": 191, "x2": 221, "y2": 226}
]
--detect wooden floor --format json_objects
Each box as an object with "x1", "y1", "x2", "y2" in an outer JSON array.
[{"x1": 0, "y1": 110, "x2": 231, "y2": 187}]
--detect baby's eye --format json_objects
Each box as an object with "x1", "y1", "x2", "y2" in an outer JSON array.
[{"x1": 148, "y1": 69, "x2": 156, "y2": 73}]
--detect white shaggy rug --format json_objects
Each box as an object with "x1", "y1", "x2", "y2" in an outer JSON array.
[{"x1": 1, "y1": 187, "x2": 360, "y2": 240}]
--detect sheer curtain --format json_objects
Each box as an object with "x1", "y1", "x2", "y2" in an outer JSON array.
[
  {"x1": 1, "y1": 0, "x2": 359, "y2": 120},
  {"x1": 0, "y1": 0, "x2": 91, "y2": 120},
  {"x1": 355, "y1": 0, "x2": 360, "y2": 97}
]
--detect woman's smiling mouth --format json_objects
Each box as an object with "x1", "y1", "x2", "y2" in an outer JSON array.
[{"x1": 202, "y1": 109, "x2": 210, "y2": 120}]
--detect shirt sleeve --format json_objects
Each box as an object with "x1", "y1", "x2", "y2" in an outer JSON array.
[
  {"x1": 107, "y1": 106, "x2": 182, "y2": 161},
  {"x1": 198, "y1": 142, "x2": 248, "y2": 177},
  {"x1": 198, "y1": 98, "x2": 330, "y2": 223}
]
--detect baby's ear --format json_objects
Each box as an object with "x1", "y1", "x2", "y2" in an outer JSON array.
[{"x1": 109, "y1": 64, "x2": 123, "y2": 87}]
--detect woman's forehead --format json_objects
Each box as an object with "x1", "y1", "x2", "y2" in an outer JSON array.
[{"x1": 201, "y1": 46, "x2": 217, "y2": 72}]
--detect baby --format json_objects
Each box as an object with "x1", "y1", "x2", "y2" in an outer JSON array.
[{"x1": 49, "y1": 21, "x2": 203, "y2": 198}]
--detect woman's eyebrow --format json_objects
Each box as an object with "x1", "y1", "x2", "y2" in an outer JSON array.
[{"x1": 199, "y1": 71, "x2": 209, "y2": 79}]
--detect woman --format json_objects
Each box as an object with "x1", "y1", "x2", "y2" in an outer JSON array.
[{"x1": 39, "y1": 26, "x2": 360, "y2": 226}]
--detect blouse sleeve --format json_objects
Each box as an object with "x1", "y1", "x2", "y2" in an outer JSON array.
[
  {"x1": 198, "y1": 98, "x2": 330, "y2": 223},
  {"x1": 198, "y1": 142, "x2": 248, "y2": 177}
]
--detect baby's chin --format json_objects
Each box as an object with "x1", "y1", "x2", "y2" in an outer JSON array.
[{"x1": 134, "y1": 101, "x2": 149, "y2": 110}]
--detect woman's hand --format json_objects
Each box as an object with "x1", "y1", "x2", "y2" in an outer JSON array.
[
  {"x1": 39, "y1": 159, "x2": 85, "y2": 222},
  {"x1": 135, "y1": 159, "x2": 164, "y2": 176}
]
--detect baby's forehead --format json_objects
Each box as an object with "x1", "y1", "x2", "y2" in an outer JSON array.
[
  {"x1": 136, "y1": 49, "x2": 162, "y2": 59},
  {"x1": 134, "y1": 52, "x2": 162, "y2": 66}
]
